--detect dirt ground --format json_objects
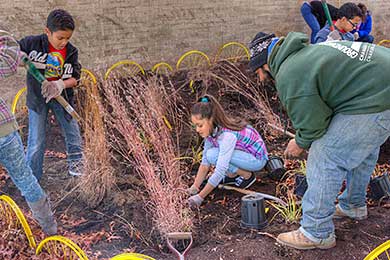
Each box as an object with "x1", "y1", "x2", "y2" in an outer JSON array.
[
  {"x1": 2, "y1": 134, "x2": 389, "y2": 260},
  {"x1": 1, "y1": 63, "x2": 390, "y2": 260}
]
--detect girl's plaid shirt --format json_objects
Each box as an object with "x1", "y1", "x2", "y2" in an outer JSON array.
[
  {"x1": 0, "y1": 98, "x2": 15, "y2": 127},
  {"x1": 0, "y1": 31, "x2": 20, "y2": 78}
]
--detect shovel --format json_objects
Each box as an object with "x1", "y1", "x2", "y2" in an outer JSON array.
[
  {"x1": 218, "y1": 184, "x2": 288, "y2": 207},
  {"x1": 166, "y1": 232, "x2": 193, "y2": 260}
]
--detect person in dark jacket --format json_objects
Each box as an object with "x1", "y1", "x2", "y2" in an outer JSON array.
[
  {"x1": 300, "y1": 0, "x2": 338, "y2": 43},
  {"x1": 249, "y1": 31, "x2": 390, "y2": 250},
  {"x1": 0, "y1": 29, "x2": 57, "y2": 235},
  {"x1": 352, "y1": 3, "x2": 374, "y2": 43},
  {"x1": 314, "y1": 2, "x2": 362, "y2": 43},
  {"x1": 19, "y1": 9, "x2": 83, "y2": 180}
]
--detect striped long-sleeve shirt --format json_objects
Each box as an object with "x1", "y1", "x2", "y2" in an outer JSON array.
[{"x1": 202, "y1": 125, "x2": 268, "y2": 187}]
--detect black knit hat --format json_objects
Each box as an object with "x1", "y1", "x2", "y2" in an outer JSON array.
[{"x1": 249, "y1": 32, "x2": 275, "y2": 72}]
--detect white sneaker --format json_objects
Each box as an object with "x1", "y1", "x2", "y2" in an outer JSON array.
[
  {"x1": 69, "y1": 170, "x2": 83, "y2": 177},
  {"x1": 68, "y1": 160, "x2": 84, "y2": 177}
]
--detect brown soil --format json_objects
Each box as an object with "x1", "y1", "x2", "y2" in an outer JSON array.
[{"x1": 1, "y1": 62, "x2": 390, "y2": 260}]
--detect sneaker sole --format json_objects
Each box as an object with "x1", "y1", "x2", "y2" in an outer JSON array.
[
  {"x1": 276, "y1": 238, "x2": 336, "y2": 250},
  {"x1": 242, "y1": 177, "x2": 256, "y2": 189},
  {"x1": 222, "y1": 181, "x2": 236, "y2": 185},
  {"x1": 333, "y1": 214, "x2": 367, "y2": 221}
]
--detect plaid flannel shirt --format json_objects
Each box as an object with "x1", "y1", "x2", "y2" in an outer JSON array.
[
  {"x1": 0, "y1": 98, "x2": 15, "y2": 126},
  {"x1": 0, "y1": 30, "x2": 20, "y2": 78}
]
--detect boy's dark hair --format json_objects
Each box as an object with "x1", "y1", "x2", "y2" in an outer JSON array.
[
  {"x1": 46, "y1": 9, "x2": 75, "y2": 32},
  {"x1": 337, "y1": 2, "x2": 363, "y2": 20}
]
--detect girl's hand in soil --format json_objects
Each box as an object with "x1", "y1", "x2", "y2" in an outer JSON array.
[
  {"x1": 187, "y1": 185, "x2": 200, "y2": 195},
  {"x1": 284, "y1": 138, "x2": 304, "y2": 159},
  {"x1": 188, "y1": 194, "x2": 204, "y2": 207}
]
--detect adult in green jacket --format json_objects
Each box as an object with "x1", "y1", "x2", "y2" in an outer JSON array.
[{"x1": 249, "y1": 31, "x2": 390, "y2": 250}]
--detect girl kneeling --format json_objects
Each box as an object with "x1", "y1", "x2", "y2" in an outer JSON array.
[{"x1": 188, "y1": 95, "x2": 268, "y2": 207}]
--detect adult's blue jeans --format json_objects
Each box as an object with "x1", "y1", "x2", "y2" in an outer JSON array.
[
  {"x1": 26, "y1": 100, "x2": 83, "y2": 180},
  {"x1": 0, "y1": 131, "x2": 45, "y2": 203},
  {"x1": 205, "y1": 148, "x2": 267, "y2": 175},
  {"x1": 299, "y1": 110, "x2": 390, "y2": 242},
  {"x1": 301, "y1": 2, "x2": 320, "y2": 44}
]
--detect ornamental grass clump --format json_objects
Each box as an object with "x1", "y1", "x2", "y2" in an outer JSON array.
[
  {"x1": 209, "y1": 61, "x2": 284, "y2": 138},
  {"x1": 76, "y1": 77, "x2": 115, "y2": 208},
  {"x1": 100, "y1": 76, "x2": 193, "y2": 236}
]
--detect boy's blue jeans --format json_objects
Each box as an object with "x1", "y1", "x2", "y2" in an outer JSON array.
[
  {"x1": 299, "y1": 110, "x2": 390, "y2": 242},
  {"x1": 26, "y1": 101, "x2": 83, "y2": 180},
  {"x1": 205, "y1": 148, "x2": 267, "y2": 175},
  {"x1": 301, "y1": 2, "x2": 320, "y2": 44},
  {"x1": 0, "y1": 131, "x2": 45, "y2": 203}
]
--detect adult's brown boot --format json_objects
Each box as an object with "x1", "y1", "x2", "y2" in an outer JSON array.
[
  {"x1": 333, "y1": 204, "x2": 367, "y2": 220},
  {"x1": 277, "y1": 229, "x2": 336, "y2": 250}
]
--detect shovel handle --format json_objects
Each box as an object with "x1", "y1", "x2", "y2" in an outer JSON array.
[
  {"x1": 167, "y1": 232, "x2": 192, "y2": 240},
  {"x1": 166, "y1": 232, "x2": 193, "y2": 260},
  {"x1": 218, "y1": 184, "x2": 256, "y2": 195},
  {"x1": 22, "y1": 56, "x2": 82, "y2": 122},
  {"x1": 321, "y1": 0, "x2": 335, "y2": 31},
  {"x1": 267, "y1": 123, "x2": 295, "y2": 138}
]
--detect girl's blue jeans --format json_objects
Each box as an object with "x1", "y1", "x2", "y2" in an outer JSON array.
[
  {"x1": 299, "y1": 110, "x2": 390, "y2": 243},
  {"x1": 26, "y1": 101, "x2": 83, "y2": 180},
  {"x1": 0, "y1": 131, "x2": 45, "y2": 202},
  {"x1": 205, "y1": 148, "x2": 267, "y2": 175},
  {"x1": 301, "y1": 2, "x2": 320, "y2": 44}
]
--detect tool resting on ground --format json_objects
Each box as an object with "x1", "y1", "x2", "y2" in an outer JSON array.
[
  {"x1": 218, "y1": 184, "x2": 287, "y2": 206},
  {"x1": 21, "y1": 56, "x2": 82, "y2": 122}
]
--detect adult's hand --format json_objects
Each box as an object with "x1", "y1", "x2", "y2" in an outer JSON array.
[{"x1": 284, "y1": 139, "x2": 304, "y2": 159}]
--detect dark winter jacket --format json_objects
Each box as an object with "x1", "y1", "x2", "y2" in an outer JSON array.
[
  {"x1": 356, "y1": 12, "x2": 373, "y2": 38},
  {"x1": 309, "y1": 1, "x2": 338, "y2": 28},
  {"x1": 19, "y1": 34, "x2": 81, "y2": 113}
]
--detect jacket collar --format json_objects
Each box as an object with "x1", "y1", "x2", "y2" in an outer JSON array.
[{"x1": 39, "y1": 33, "x2": 77, "y2": 58}]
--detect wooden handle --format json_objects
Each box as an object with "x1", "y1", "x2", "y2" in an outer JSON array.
[
  {"x1": 218, "y1": 184, "x2": 256, "y2": 195},
  {"x1": 268, "y1": 123, "x2": 295, "y2": 138},
  {"x1": 166, "y1": 232, "x2": 192, "y2": 240},
  {"x1": 55, "y1": 96, "x2": 82, "y2": 122}
]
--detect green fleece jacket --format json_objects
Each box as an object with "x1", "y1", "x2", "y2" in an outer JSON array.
[{"x1": 268, "y1": 32, "x2": 390, "y2": 149}]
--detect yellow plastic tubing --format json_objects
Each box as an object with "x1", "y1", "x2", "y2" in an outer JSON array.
[
  {"x1": 105, "y1": 60, "x2": 145, "y2": 80},
  {"x1": 0, "y1": 195, "x2": 36, "y2": 248},
  {"x1": 36, "y1": 235, "x2": 89, "y2": 260},
  {"x1": 110, "y1": 252, "x2": 156, "y2": 260}
]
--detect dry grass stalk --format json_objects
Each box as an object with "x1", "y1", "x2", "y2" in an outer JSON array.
[
  {"x1": 77, "y1": 78, "x2": 115, "y2": 207},
  {"x1": 100, "y1": 76, "x2": 192, "y2": 236},
  {"x1": 209, "y1": 61, "x2": 284, "y2": 137}
]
